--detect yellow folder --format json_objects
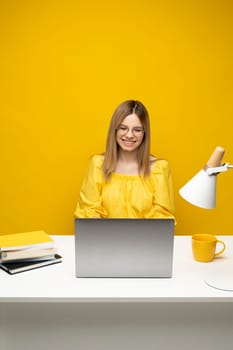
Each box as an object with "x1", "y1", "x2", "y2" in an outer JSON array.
[{"x1": 0, "y1": 231, "x2": 54, "y2": 251}]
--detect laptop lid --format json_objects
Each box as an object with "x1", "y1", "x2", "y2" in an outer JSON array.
[{"x1": 75, "y1": 218, "x2": 174, "y2": 278}]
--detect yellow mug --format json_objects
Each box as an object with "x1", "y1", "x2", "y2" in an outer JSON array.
[{"x1": 192, "y1": 234, "x2": 226, "y2": 262}]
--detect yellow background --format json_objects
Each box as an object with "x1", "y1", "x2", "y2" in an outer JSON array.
[{"x1": 1, "y1": 0, "x2": 233, "y2": 235}]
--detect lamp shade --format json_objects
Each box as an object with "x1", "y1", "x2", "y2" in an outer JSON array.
[
  {"x1": 179, "y1": 169, "x2": 217, "y2": 209},
  {"x1": 179, "y1": 146, "x2": 225, "y2": 209}
]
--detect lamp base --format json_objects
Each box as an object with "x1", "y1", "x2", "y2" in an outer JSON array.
[{"x1": 204, "y1": 277, "x2": 233, "y2": 292}]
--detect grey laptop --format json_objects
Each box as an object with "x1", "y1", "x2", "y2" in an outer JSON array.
[{"x1": 75, "y1": 218, "x2": 174, "y2": 278}]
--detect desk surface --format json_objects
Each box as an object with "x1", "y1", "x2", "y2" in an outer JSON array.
[{"x1": 1, "y1": 235, "x2": 233, "y2": 303}]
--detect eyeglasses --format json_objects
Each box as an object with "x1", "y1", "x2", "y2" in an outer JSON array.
[{"x1": 117, "y1": 125, "x2": 145, "y2": 136}]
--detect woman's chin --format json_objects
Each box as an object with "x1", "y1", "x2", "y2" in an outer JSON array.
[{"x1": 119, "y1": 144, "x2": 139, "y2": 152}]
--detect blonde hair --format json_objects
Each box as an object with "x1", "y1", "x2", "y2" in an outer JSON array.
[{"x1": 102, "y1": 100, "x2": 151, "y2": 180}]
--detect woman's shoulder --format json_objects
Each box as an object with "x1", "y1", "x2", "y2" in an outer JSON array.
[
  {"x1": 149, "y1": 155, "x2": 169, "y2": 173},
  {"x1": 89, "y1": 154, "x2": 104, "y2": 168}
]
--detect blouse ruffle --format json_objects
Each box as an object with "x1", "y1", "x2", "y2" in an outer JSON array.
[{"x1": 74, "y1": 154, "x2": 175, "y2": 219}]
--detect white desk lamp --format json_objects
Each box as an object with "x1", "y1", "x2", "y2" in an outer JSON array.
[
  {"x1": 179, "y1": 146, "x2": 233, "y2": 291},
  {"x1": 179, "y1": 146, "x2": 233, "y2": 209}
]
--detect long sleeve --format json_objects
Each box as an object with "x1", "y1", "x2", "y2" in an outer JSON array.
[
  {"x1": 74, "y1": 155, "x2": 108, "y2": 218},
  {"x1": 144, "y1": 160, "x2": 175, "y2": 219}
]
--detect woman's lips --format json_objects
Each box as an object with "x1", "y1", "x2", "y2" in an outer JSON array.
[{"x1": 122, "y1": 139, "x2": 136, "y2": 145}]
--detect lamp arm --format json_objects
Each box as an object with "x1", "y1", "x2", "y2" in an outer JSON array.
[{"x1": 206, "y1": 163, "x2": 233, "y2": 175}]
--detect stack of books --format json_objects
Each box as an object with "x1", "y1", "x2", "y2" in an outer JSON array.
[{"x1": 0, "y1": 230, "x2": 62, "y2": 274}]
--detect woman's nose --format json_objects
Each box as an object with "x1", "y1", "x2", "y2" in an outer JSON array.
[{"x1": 125, "y1": 128, "x2": 134, "y2": 137}]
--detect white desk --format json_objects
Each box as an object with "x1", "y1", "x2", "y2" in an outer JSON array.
[{"x1": 1, "y1": 235, "x2": 233, "y2": 350}]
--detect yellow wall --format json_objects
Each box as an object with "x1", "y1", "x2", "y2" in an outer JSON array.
[{"x1": 1, "y1": 0, "x2": 233, "y2": 235}]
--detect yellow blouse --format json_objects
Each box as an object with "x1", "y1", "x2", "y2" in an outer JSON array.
[{"x1": 74, "y1": 155, "x2": 175, "y2": 219}]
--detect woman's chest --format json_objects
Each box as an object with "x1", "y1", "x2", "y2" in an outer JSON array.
[{"x1": 102, "y1": 177, "x2": 154, "y2": 210}]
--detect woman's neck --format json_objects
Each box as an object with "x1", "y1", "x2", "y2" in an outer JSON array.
[
  {"x1": 117, "y1": 149, "x2": 138, "y2": 163},
  {"x1": 115, "y1": 150, "x2": 139, "y2": 175}
]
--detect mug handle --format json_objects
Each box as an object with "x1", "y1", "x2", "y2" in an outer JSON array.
[{"x1": 214, "y1": 240, "x2": 226, "y2": 257}]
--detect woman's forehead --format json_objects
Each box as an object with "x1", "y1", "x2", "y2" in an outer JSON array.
[{"x1": 121, "y1": 113, "x2": 142, "y2": 126}]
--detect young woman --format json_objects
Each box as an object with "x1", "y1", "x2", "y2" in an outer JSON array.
[{"x1": 74, "y1": 100, "x2": 175, "y2": 219}]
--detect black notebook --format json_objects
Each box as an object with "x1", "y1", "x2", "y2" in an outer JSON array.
[{"x1": 0, "y1": 254, "x2": 62, "y2": 274}]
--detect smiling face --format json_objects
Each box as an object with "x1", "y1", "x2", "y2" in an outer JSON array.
[
  {"x1": 116, "y1": 113, "x2": 145, "y2": 153},
  {"x1": 103, "y1": 100, "x2": 151, "y2": 179}
]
